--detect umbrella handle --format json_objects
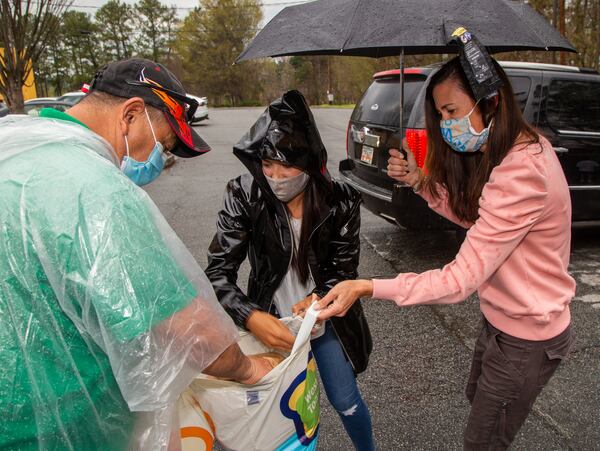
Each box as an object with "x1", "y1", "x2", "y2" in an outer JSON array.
[{"x1": 399, "y1": 49, "x2": 407, "y2": 160}]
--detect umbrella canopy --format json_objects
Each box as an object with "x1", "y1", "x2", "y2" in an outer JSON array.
[{"x1": 237, "y1": 0, "x2": 576, "y2": 62}]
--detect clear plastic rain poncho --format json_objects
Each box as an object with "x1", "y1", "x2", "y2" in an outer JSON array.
[{"x1": 0, "y1": 115, "x2": 238, "y2": 450}]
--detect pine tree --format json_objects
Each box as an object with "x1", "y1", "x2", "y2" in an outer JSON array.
[{"x1": 174, "y1": 0, "x2": 263, "y2": 106}]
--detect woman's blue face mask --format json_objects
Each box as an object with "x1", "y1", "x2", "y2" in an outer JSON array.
[
  {"x1": 439, "y1": 100, "x2": 492, "y2": 153},
  {"x1": 121, "y1": 109, "x2": 166, "y2": 186}
]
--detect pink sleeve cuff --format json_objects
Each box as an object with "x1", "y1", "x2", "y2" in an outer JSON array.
[{"x1": 372, "y1": 278, "x2": 402, "y2": 303}]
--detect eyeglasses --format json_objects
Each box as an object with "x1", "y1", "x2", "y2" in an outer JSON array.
[{"x1": 125, "y1": 79, "x2": 199, "y2": 123}]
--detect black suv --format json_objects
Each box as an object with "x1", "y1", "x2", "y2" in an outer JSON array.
[{"x1": 339, "y1": 62, "x2": 600, "y2": 229}]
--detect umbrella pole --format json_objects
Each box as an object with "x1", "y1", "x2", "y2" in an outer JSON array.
[
  {"x1": 392, "y1": 49, "x2": 407, "y2": 198},
  {"x1": 399, "y1": 48, "x2": 405, "y2": 158}
]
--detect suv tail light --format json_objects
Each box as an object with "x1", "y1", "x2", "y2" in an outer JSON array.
[
  {"x1": 405, "y1": 128, "x2": 428, "y2": 168},
  {"x1": 346, "y1": 121, "x2": 351, "y2": 157}
]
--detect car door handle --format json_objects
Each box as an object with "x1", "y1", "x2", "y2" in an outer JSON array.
[{"x1": 554, "y1": 147, "x2": 569, "y2": 154}]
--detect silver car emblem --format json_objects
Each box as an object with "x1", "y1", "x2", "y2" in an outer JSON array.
[{"x1": 371, "y1": 104, "x2": 379, "y2": 111}]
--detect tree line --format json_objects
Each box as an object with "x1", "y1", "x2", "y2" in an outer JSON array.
[{"x1": 2, "y1": 0, "x2": 599, "y2": 112}]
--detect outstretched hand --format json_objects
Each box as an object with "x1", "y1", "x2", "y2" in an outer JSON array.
[{"x1": 314, "y1": 280, "x2": 374, "y2": 320}]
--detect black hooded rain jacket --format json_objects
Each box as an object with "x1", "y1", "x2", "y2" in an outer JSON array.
[{"x1": 205, "y1": 90, "x2": 372, "y2": 374}]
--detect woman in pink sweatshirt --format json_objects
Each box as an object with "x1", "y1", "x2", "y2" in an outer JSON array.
[{"x1": 316, "y1": 57, "x2": 576, "y2": 449}]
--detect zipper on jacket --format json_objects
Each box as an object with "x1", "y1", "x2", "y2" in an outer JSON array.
[
  {"x1": 339, "y1": 200, "x2": 362, "y2": 237},
  {"x1": 308, "y1": 211, "x2": 332, "y2": 243},
  {"x1": 267, "y1": 208, "x2": 295, "y2": 316}
]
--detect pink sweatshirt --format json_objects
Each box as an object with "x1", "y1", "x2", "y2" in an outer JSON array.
[{"x1": 372, "y1": 136, "x2": 576, "y2": 341}]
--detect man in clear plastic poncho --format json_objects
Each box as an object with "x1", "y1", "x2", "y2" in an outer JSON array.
[{"x1": 0, "y1": 59, "x2": 272, "y2": 450}]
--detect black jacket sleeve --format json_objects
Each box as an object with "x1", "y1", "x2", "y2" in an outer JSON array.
[
  {"x1": 312, "y1": 185, "x2": 362, "y2": 298},
  {"x1": 206, "y1": 177, "x2": 263, "y2": 328}
]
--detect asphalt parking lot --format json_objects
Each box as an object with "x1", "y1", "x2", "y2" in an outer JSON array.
[{"x1": 146, "y1": 107, "x2": 600, "y2": 450}]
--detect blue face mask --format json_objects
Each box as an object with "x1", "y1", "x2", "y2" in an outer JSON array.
[
  {"x1": 439, "y1": 101, "x2": 492, "y2": 153},
  {"x1": 121, "y1": 109, "x2": 166, "y2": 186}
]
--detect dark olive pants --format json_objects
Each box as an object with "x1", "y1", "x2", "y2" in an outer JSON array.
[{"x1": 464, "y1": 319, "x2": 573, "y2": 450}]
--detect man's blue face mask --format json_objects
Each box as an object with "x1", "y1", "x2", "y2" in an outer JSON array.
[{"x1": 121, "y1": 108, "x2": 166, "y2": 186}]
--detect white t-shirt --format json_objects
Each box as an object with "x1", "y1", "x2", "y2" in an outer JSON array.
[{"x1": 272, "y1": 216, "x2": 316, "y2": 317}]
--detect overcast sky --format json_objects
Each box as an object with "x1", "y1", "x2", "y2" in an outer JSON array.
[{"x1": 70, "y1": 0, "x2": 311, "y2": 27}]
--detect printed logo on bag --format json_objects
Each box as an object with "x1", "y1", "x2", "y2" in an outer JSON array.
[
  {"x1": 180, "y1": 427, "x2": 214, "y2": 451},
  {"x1": 279, "y1": 352, "x2": 320, "y2": 448},
  {"x1": 246, "y1": 390, "x2": 260, "y2": 405},
  {"x1": 180, "y1": 397, "x2": 216, "y2": 451}
]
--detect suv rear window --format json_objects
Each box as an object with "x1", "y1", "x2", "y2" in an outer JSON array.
[
  {"x1": 352, "y1": 75, "x2": 426, "y2": 127},
  {"x1": 546, "y1": 79, "x2": 600, "y2": 133}
]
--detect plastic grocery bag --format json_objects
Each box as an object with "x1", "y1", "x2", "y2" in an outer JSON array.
[
  {"x1": 283, "y1": 315, "x2": 325, "y2": 341},
  {"x1": 178, "y1": 390, "x2": 216, "y2": 451},
  {"x1": 181, "y1": 305, "x2": 321, "y2": 451}
]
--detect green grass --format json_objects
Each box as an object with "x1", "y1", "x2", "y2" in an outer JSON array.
[{"x1": 313, "y1": 104, "x2": 356, "y2": 109}]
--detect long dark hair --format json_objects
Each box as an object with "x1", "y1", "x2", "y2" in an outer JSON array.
[
  {"x1": 423, "y1": 57, "x2": 539, "y2": 223},
  {"x1": 292, "y1": 177, "x2": 327, "y2": 285}
]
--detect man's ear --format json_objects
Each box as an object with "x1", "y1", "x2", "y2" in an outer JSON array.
[{"x1": 118, "y1": 97, "x2": 146, "y2": 136}]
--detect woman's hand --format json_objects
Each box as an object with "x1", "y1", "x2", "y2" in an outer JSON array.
[
  {"x1": 246, "y1": 310, "x2": 295, "y2": 351},
  {"x1": 292, "y1": 293, "x2": 319, "y2": 317},
  {"x1": 315, "y1": 280, "x2": 373, "y2": 320},
  {"x1": 387, "y1": 138, "x2": 421, "y2": 186}
]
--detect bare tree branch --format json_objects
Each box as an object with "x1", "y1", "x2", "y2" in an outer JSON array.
[{"x1": 0, "y1": 0, "x2": 71, "y2": 112}]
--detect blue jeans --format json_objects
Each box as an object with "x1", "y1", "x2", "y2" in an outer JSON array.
[{"x1": 311, "y1": 322, "x2": 375, "y2": 451}]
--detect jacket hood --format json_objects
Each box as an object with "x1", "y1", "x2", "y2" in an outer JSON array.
[{"x1": 233, "y1": 90, "x2": 332, "y2": 191}]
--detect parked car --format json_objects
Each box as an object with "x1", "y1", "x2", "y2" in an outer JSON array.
[
  {"x1": 29, "y1": 97, "x2": 58, "y2": 102},
  {"x1": 187, "y1": 94, "x2": 209, "y2": 123},
  {"x1": 339, "y1": 61, "x2": 600, "y2": 229},
  {"x1": 24, "y1": 99, "x2": 73, "y2": 116},
  {"x1": 0, "y1": 102, "x2": 8, "y2": 118},
  {"x1": 56, "y1": 91, "x2": 86, "y2": 106}
]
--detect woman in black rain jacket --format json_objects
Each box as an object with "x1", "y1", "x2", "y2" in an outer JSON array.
[{"x1": 206, "y1": 90, "x2": 374, "y2": 450}]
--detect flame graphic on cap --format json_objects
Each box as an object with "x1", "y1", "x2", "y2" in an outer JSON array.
[{"x1": 139, "y1": 68, "x2": 192, "y2": 146}]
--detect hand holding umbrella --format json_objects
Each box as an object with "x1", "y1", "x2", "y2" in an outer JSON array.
[{"x1": 387, "y1": 138, "x2": 420, "y2": 185}]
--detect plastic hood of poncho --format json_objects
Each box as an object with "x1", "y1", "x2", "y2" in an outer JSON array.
[{"x1": 0, "y1": 115, "x2": 238, "y2": 450}]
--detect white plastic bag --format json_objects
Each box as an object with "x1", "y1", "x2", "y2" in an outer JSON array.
[
  {"x1": 178, "y1": 390, "x2": 215, "y2": 451},
  {"x1": 282, "y1": 315, "x2": 325, "y2": 341},
  {"x1": 181, "y1": 305, "x2": 321, "y2": 451}
]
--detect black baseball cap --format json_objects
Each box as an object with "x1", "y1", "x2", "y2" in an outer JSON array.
[{"x1": 88, "y1": 58, "x2": 210, "y2": 158}]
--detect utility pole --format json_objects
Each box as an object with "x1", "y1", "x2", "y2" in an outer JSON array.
[
  {"x1": 553, "y1": 0, "x2": 559, "y2": 64},
  {"x1": 559, "y1": 0, "x2": 566, "y2": 65}
]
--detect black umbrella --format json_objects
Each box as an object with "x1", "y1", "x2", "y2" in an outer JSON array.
[
  {"x1": 237, "y1": 0, "x2": 575, "y2": 61},
  {"x1": 237, "y1": 0, "x2": 576, "y2": 156}
]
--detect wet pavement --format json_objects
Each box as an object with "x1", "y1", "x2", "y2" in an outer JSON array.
[{"x1": 146, "y1": 107, "x2": 600, "y2": 451}]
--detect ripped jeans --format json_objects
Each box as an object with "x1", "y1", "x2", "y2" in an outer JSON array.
[{"x1": 311, "y1": 322, "x2": 375, "y2": 451}]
